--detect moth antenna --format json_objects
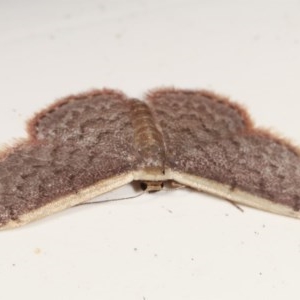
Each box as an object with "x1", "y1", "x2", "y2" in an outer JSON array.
[{"x1": 76, "y1": 191, "x2": 146, "y2": 206}]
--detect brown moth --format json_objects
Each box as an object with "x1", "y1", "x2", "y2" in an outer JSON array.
[{"x1": 0, "y1": 88, "x2": 300, "y2": 229}]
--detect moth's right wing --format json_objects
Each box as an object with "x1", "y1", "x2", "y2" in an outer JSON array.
[{"x1": 0, "y1": 90, "x2": 141, "y2": 229}]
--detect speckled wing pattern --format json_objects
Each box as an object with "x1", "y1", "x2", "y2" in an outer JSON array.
[
  {"x1": 147, "y1": 89, "x2": 300, "y2": 218},
  {"x1": 1, "y1": 88, "x2": 300, "y2": 229},
  {"x1": 0, "y1": 90, "x2": 142, "y2": 229}
]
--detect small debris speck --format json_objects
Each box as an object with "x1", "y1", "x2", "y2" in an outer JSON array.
[
  {"x1": 34, "y1": 248, "x2": 42, "y2": 255},
  {"x1": 162, "y1": 206, "x2": 173, "y2": 214}
]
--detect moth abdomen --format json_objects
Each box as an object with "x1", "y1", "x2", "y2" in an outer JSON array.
[{"x1": 129, "y1": 99, "x2": 166, "y2": 172}]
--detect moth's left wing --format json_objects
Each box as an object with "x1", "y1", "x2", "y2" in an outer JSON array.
[{"x1": 147, "y1": 88, "x2": 300, "y2": 218}]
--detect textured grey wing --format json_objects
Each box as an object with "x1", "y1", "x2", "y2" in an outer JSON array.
[
  {"x1": 0, "y1": 90, "x2": 141, "y2": 228},
  {"x1": 147, "y1": 89, "x2": 300, "y2": 216}
]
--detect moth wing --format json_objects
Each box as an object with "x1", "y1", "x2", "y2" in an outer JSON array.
[
  {"x1": 0, "y1": 90, "x2": 140, "y2": 229},
  {"x1": 147, "y1": 89, "x2": 300, "y2": 218}
]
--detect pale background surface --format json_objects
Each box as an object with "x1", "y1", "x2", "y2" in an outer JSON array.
[{"x1": 0, "y1": 1, "x2": 300, "y2": 299}]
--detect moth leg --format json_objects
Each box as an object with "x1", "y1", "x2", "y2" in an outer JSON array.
[
  {"x1": 226, "y1": 200, "x2": 244, "y2": 213},
  {"x1": 169, "y1": 181, "x2": 186, "y2": 189}
]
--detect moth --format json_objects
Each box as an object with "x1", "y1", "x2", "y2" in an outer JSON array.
[{"x1": 0, "y1": 88, "x2": 299, "y2": 229}]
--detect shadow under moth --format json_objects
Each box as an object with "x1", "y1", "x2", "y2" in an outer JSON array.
[{"x1": 0, "y1": 88, "x2": 299, "y2": 229}]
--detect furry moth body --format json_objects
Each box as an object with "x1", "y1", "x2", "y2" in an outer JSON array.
[{"x1": 0, "y1": 88, "x2": 300, "y2": 229}]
